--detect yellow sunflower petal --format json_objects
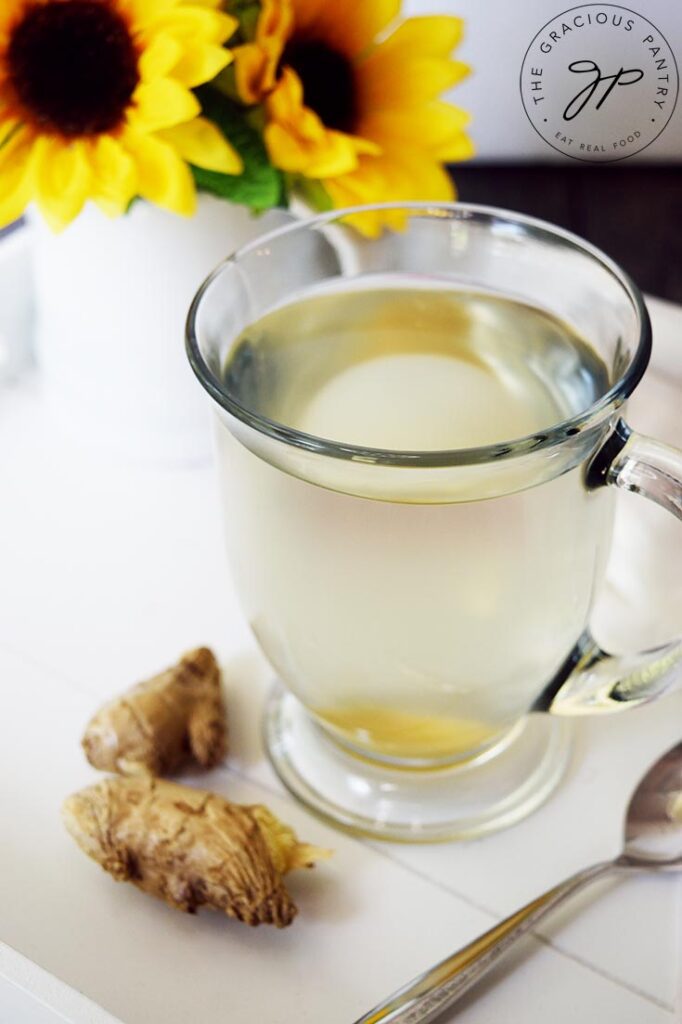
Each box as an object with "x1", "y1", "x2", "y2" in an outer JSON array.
[
  {"x1": 138, "y1": 32, "x2": 183, "y2": 80},
  {"x1": 286, "y1": 0, "x2": 324, "y2": 32},
  {"x1": 0, "y1": 0, "x2": 27, "y2": 39},
  {"x1": 158, "y1": 116, "x2": 242, "y2": 173},
  {"x1": 122, "y1": 128, "x2": 196, "y2": 215},
  {"x1": 88, "y1": 135, "x2": 138, "y2": 216},
  {"x1": 373, "y1": 148, "x2": 456, "y2": 218},
  {"x1": 325, "y1": 165, "x2": 384, "y2": 205},
  {"x1": 292, "y1": 0, "x2": 399, "y2": 58},
  {"x1": 118, "y1": 0, "x2": 180, "y2": 31},
  {"x1": 324, "y1": 178, "x2": 385, "y2": 238},
  {"x1": 32, "y1": 137, "x2": 92, "y2": 231},
  {"x1": 357, "y1": 54, "x2": 469, "y2": 110},
  {"x1": 360, "y1": 102, "x2": 473, "y2": 161},
  {"x1": 263, "y1": 122, "x2": 314, "y2": 172},
  {"x1": 359, "y1": 103, "x2": 466, "y2": 144},
  {"x1": 267, "y1": 65, "x2": 304, "y2": 120},
  {"x1": 330, "y1": 209, "x2": 383, "y2": 239},
  {"x1": 264, "y1": 69, "x2": 365, "y2": 177},
  {"x1": 129, "y1": 77, "x2": 200, "y2": 131},
  {"x1": 233, "y1": 42, "x2": 272, "y2": 104},
  {"x1": 356, "y1": 14, "x2": 469, "y2": 111},
  {"x1": 432, "y1": 130, "x2": 475, "y2": 163},
  {"x1": 374, "y1": 16, "x2": 465, "y2": 59},
  {"x1": 0, "y1": 128, "x2": 34, "y2": 229},
  {"x1": 169, "y1": 41, "x2": 232, "y2": 87},
  {"x1": 265, "y1": 123, "x2": 358, "y2": 177},
  {"x1": 232, "y1": 0, "x2": 291, "y2": 103},
  {"x1": 326, "y1": 145, "x2": 458, "y2": 238},
  {"x1": 154, "y1": 7, "x2": 237, "y2": 45},
  {"x1": 257, "y1": 0, "x2": 293, "y2": 46},
  {"x1": 388, "y1": 151, "x2": 456, "y2": 202}
]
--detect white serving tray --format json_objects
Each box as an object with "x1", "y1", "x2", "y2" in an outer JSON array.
[{"x1": 0, "y1": 293, "x2": 680, "y2": 1024}]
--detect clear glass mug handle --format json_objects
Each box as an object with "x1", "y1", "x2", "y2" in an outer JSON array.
[{"x1": 535, "y1": 420, "x2": 682, "y2": 715}]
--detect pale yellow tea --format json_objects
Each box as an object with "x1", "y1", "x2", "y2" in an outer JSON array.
[{"x1": 218, "y1": 286, "x2": 611, "y2": 761}]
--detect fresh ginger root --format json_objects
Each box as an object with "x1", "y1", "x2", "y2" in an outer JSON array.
[
  {"x1": 82, "y1": 647, "x2": 227, "y2": 776},
  {"x1": 62, "y1": 777, "x2": 330, "y2": 927}
]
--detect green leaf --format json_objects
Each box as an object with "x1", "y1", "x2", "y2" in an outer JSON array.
[
  {"x1": 291, "y1": 175, "x2": 334, "y2": 213},
  {"x1": 225, "y1": 0, "x2": 261, "y2": 41},
  {"x1": 211, "y1": 65, "x2": 242, "y2": 104},
  {"x1": 191, "y1": 87, "x2": 285, "y2": 213}
]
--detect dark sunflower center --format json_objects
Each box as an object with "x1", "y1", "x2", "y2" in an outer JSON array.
[
  {"x1": 282, "y1": 39, "x2": 356, "y2": 133},
  {"x1": 7, "y1": 0, "x2": 139, "y2": 137}
]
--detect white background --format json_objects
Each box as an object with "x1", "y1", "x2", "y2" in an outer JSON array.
[{"x1": 405, "y1": 0, "x2": 682, "y2": 160}]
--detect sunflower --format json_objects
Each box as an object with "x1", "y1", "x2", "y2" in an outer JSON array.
[
  {"x1": 0, "y1": 0, "x2": 244, "y2": 230},
  {"x1": 232, "y1": 0, "x2": 473, "y2": 236}
]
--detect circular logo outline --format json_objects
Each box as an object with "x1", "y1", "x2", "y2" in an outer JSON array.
[{"x1": 519, "y1": 3, "x2": 679, "y2": 163}]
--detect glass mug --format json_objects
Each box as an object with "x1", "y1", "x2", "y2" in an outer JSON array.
[{"x1": 187, "y1": 203, "x2": 682, "y2": 840}]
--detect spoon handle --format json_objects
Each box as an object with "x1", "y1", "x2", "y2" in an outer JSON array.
[{"x1": 354, "y1": 860, "x2": 616, "y2": 1024}]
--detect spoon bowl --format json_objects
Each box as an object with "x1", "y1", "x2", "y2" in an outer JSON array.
[{"x1": 621, "y1": 740, "x2": 682, "y2": 866}]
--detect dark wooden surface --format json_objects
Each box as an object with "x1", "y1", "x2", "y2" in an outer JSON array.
[
  {"x1": 451, "y1": 164, "x2": 682, "y2": 303},
  {"x1": 5, "y1": 167, "x2": 681, "y2": 301}
]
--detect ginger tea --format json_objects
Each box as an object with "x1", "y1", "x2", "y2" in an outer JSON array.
[{"x1": 216, "y1": 285, "x2": 612, "y2": 762}]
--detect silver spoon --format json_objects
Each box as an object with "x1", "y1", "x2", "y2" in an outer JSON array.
[{"x1": 354, "y1": 740, "x2": 682, "y2": 1024}]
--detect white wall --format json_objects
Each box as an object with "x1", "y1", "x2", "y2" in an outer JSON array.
[{"x1": 404, "y1": 0, "x2": 681, "y2": 161}]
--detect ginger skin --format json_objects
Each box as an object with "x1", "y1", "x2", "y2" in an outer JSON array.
[
  {"x1": 62, "y1": 777, "x2": 329, "y2": 927},
  {"x1": 82, "y1": 648, "x2": 227, "y2": 776}
]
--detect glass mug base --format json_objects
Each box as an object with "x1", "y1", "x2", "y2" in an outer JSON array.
[{"x1": 264, "y1": 684, "x2": 573, "y2": 842}]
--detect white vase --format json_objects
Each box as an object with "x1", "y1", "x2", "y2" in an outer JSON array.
[{"x1": 32, "y1": 195, "x2": 292, "y2": 464}]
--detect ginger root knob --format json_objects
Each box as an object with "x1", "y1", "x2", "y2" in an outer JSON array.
[
  {"x1": 62, "y1": 777, "x2": 330, "y2": 927},
  {"x1": 82, "y1": 647, "x2": 227, "y2": 776}
]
